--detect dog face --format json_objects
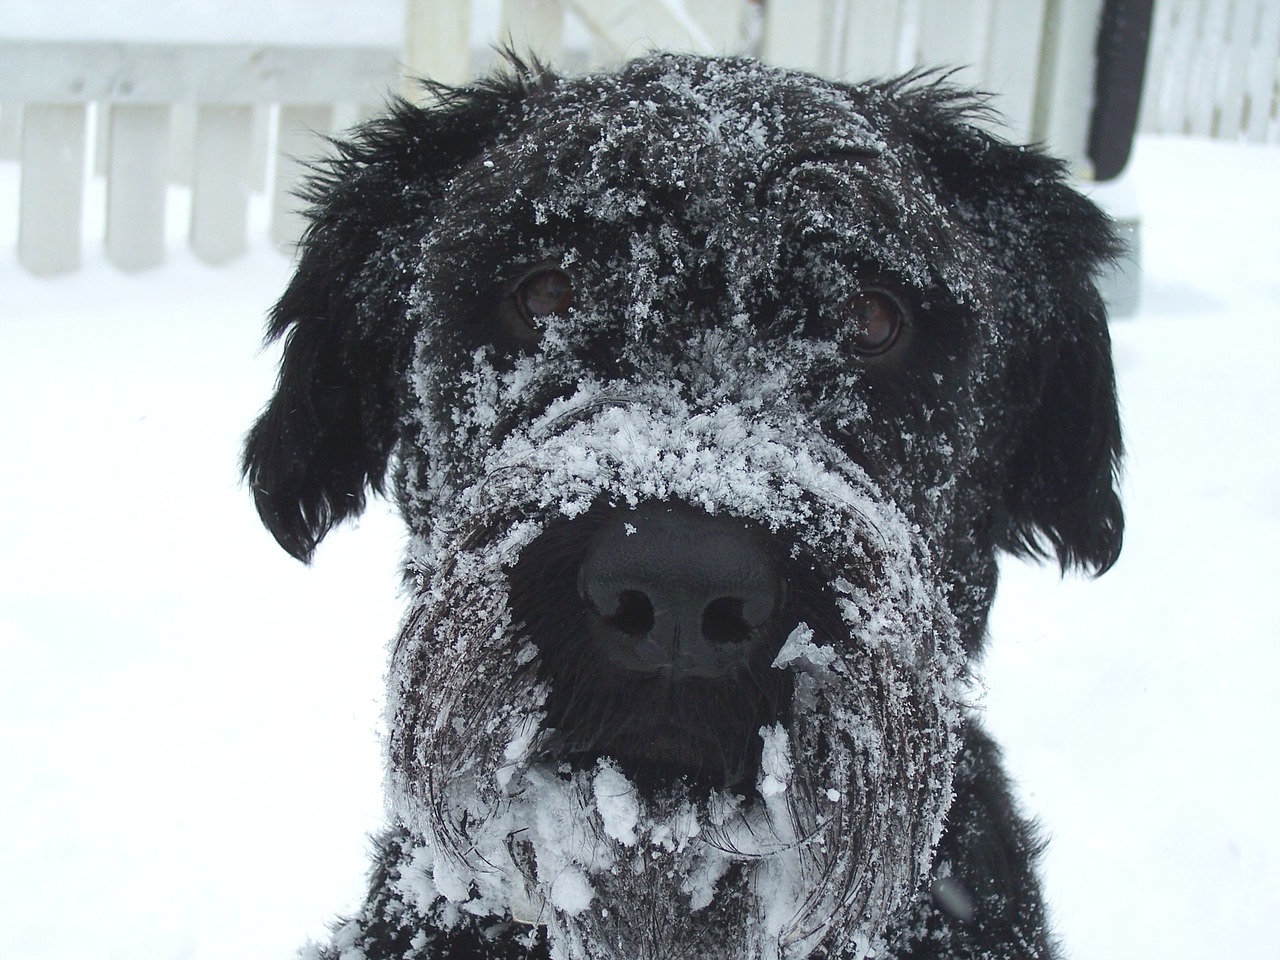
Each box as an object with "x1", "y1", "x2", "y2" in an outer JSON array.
[{"x1": 244, "y1": 55, "x2": 1121, "y2": 960}]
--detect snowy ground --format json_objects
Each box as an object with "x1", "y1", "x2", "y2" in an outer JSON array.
[{"x1": 1, "y1": 128, "x2": 1277, "y2": 960}]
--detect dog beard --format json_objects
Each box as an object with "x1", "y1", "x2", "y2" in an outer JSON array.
[{"x1": 385, "y1": 390, "x2": 965, "y2": 960}]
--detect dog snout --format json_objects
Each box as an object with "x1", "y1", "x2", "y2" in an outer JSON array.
[{"x1": 577, "y1": 503, "x2": 785, "y2": 679}]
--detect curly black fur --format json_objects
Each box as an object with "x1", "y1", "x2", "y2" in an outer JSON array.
[{"x1": 245, "y1": 53, "x2": 1122, "y2": 960}]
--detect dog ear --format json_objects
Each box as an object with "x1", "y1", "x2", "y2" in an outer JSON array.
[
  {"x1": 243, "y1": 69, "x2": 541, "y2": 562},
  {"x1": 889, "y1": 79, "x2": 1125, "y2": 575},
  {"x1": 998, "y1": 289, "x2": 1125, "y2": 575}
]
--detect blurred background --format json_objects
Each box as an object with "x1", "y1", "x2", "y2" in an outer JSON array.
[{"x1": 2, "y1": 3, "x2": 1277, "y2": 960}]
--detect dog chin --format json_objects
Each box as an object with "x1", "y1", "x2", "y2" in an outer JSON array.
[
  {"x1": 394, "y1": 750, "x2": 873, "y2": 960},
  {"x1": 395, "y1": 646, "x2": 960, "y2": 959}
]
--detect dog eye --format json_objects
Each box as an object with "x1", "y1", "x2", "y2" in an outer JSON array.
[
  {"x1": 849, "y1": 290, "x2": 906, "y2": 355},
  {"x1": 514, "y1": 268, "x2": 575, "y2": 330}
]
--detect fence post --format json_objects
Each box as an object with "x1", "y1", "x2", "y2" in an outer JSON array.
[
  {"x1": 191, "y1": 104, "x2": 253, "y2": 264},
  {"x1": 0, "y1": 103, "x2": 23, "y2": 160},
  {"x1": 1031, "y1": 0, "x2": 1105, "y2": 174},
  {"x1": 760, "y1": 0, "x2": 834, "y2": 72},
  {"x1": 106, "y1": 104, "x2": 171, "y2": 271},
  {"x1": 405, "y1": 0, "x2": 472, "y2": 94},
  {"x1": 272, "y1": 105, "x2": 335, "y2": 253},
  {"x1": 1246, "y1": 0, "x2": 1280, "y2": 142},
  {"x1": 838, "y1": 1, "x2": 905, "y2": 78},
  {"x1": 501, "y1": 0, "x2": 566, "y2": 63},
  {"x1": 915, "y1": 0, "x2": 992, "y2": 89},
  {"x1": 981, "y1": 0, "x2": 1050, "y2": 143},
  {"x1": 18, "y1": 104, "x2": 87, "y2": 276},
  {"x1": 687, "y1": 0, "x2": 749, "y2": 51}
]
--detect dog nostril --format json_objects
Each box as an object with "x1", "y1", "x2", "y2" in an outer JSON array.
[
  {"x1": 702, "y1": 596, "x2": 751, "y2": 644},
  {"x1": 608, "y1": 589, "x2": 656, "y2": 637}
]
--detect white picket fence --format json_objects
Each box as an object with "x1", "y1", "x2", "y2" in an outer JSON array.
[
  {"x1": 2, "y1": 0, "x2": 1276, "y2": 277},
  {"x1": 1140, "y1": 0, "x2": 1280, "y2": 140},
  {"x1": 0, "y1": 42, "x2": 397, "y2": 275}
]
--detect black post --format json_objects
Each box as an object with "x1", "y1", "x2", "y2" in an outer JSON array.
[{"x1": 1088, "y1": 0, "x2": 1155, "y2": 181}]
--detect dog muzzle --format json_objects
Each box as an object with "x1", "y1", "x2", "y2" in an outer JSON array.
[{"x1": 385, "y1": 387, "x2": 964, "y2": 960}]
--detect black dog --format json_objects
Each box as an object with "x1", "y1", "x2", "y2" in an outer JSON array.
[{"x1": 245, "y1": 54, "x2": 1122, "y2": 960}]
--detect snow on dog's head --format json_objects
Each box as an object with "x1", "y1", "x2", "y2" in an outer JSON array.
[{"x1": 243, "y1": 54, "x2": 1123, "y2": 960}]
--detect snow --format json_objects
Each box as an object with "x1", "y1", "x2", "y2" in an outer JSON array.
[
  {"x1": 773, "y1": 622, "x2": 840, "y2": 674},
  {"x1": 592, "y1": 763, "x2": 642, "y2": 846},
  {"x1": 983, "y1": 136, "x2": 1280, "y2": 960},
  {"x1": 1, "y1": 112, "x2": 1277, "y2": 960}
]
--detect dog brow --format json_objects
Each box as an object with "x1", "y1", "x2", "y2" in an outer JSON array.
[{"x1": 755, "y1": 144, "x2": 883, "y2": 206}]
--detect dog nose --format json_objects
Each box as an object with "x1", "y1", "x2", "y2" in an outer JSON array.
[{"x1": 578, "y1": 504, "x2": 785, "y2": 679}]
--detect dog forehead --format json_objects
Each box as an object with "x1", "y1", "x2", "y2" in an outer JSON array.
[
  {"x1": 548, "y1": 55, "x2": 881, "y2": 152},
  {"x1": 500, "y1": 56, "x2": 886, "y2": 210},
  {"x1": 417, "y1": 55, "x2": 995, "y2": 330}
]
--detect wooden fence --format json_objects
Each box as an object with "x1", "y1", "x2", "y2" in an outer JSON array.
[
  {"x1": 1140, "y1": 0, "x2": 1280, "y2": 140},
  {"x1": 2, "y1": 0, "x2": 1276, "y2": 277},
  {"x1": 0, "y1": 42, "x2": 396, "y2": 275}
]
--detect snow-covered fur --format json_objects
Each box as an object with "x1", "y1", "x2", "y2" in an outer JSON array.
[{"x1": 243, "y1": 54, "x2": 1123, "y2": 960}]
